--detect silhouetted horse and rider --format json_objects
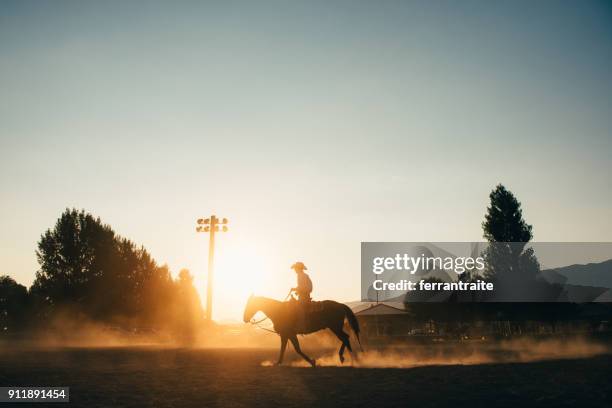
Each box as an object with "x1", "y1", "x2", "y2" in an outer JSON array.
[{"x1": 243, "y1": 262, "x2": 361, "y2": 367}]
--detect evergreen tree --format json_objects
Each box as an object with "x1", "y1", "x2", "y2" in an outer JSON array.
[
  {"x1": 482, "y1": 185, "x2": 537, "y2": 282},
  {"x1": 481, "y1": 185, "x2": 558, "y2": 302},
  {"x1": 482, "y1": 184, "x2": 532, "y2": 244}
]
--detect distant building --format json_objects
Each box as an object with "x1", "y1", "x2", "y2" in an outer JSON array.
[
  {"x1": 353, "y1": 303, "x2": 427, "y2": 342},
  {"x1": 351, "y1": 300, "x2": 612, "y2": 342}
]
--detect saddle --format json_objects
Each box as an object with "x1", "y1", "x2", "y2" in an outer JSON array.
[{"x1": 289, "y1": 299, "x2": 324, "y2": 314}]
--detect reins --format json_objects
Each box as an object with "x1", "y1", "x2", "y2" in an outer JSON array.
[{"x1": 252, "y1": 325, "x2": 277, "y2": 334}]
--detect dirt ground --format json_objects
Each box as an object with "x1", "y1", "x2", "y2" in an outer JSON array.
[{"x1": 1, "y1": 346, "x2": 611, "y2": 407}]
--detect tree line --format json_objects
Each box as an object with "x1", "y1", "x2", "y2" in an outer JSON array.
[
  {"x1": 1, "y1": 209, "x2": 203, "y2": 342},
  {"x1": 410, "y1": 184, "x2": 611, "y2": 330}
]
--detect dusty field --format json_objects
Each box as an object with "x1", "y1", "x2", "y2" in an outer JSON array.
[{"x1": 1, "y1": 346, "x2": 611, "y2": 407}]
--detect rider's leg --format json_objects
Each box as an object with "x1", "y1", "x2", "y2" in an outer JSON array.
[
  {"x1": 295, "y1": 294, "x2": 311, "y2": 333},
  {"x1": 289, "y1": 335, "x2": 315, "y2": 367},
  {"x1": 277, "y1": 336, "x2": 288, "y2": 365},
  {"x1": 297, "y1": 306, "x2": 306, "y2": 332}
]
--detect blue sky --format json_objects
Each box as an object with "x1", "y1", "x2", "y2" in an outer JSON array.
[{"x1": 1, "y1": 1, "x2": 611, "y2": 320}]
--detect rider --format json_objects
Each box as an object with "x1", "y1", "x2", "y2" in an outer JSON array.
[{"x1": 290, "y1": 261, "x2": 312, "y2": 332}]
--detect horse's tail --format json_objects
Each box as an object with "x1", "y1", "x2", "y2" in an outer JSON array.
[{"x1": 343, "y1": 304, "x2": 363, "y2": 351}]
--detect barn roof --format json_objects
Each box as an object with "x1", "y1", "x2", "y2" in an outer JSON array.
[{"x1": 354, "y1": 303, "x2": 408, "y2": 316}]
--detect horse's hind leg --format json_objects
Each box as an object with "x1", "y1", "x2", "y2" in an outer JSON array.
[
  {"x1": 289, "y1": 336, "x2": 316, "y2": 367},
  {"x1": 331, "y1": 328, "x2": 352, "y2": 364}
]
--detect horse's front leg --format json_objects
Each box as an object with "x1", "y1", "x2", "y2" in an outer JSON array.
[
  {"x1": 289, "y1": 335, "x2": 316, "y2": 367},
  {"x1": 277, "y1": 336, "x2": 288, "y2": 366}
]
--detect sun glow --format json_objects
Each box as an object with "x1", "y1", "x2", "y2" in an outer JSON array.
[{"x1": 193, "y1": 236, "x2": 288, "y2": 322}]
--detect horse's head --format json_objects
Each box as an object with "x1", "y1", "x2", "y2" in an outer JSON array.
[{"x1": 243, "y1": 294, "x2": 258, "y2": 323}]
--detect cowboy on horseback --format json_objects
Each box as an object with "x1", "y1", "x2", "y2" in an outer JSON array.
[
  {"x1": 290, "y1": 261, "x2": 312, "y2": 332},
  {"x1": 291, "y1": 261, "x2": 312, "y2": 301},
  {"x1": 243, "y1": 294, "x2": 361, "y2": 367},
  {"x1": 244, "y1": 261, "x2": 361, "y2": 367}
]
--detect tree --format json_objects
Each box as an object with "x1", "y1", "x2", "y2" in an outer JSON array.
[
  {"x1": 31, "y1": 208, "x2": 204, "y2": 336},
  {"x1": 173, "y1": 269, "x2": 204, "y2": 344},
  {"x1": 32, "y1": 209, "x2": 118, "y2": 313},
  {"x1": 482, "y1": 184, "x2": 560, "y2": 302},
  {"x1": 483, "y1": 184, "x2": 533, "y2": 243},
  {"x1": 0, "y1": 275, "x2": 30, "y2": 334},
  {"x1": 482, "y1": 184, "x2": 536, "y2": 280}
]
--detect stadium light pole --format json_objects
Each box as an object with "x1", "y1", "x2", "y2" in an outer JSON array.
[{"x1": 196, "y1": 215, "x2": 228, "y2": 322}]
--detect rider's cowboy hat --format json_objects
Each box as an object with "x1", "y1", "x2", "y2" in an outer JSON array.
[{"x1": 291, "y1": 262, "x2": 307, "y2": 271}]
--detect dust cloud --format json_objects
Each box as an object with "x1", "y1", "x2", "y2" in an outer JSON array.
[
  {"x1": 3, "y1": 314, "x2": 288, "y2": 349},
  {"x1": 270, "y1": 337, "x2": 610, "y2": 368},
  {"x1": 5, "y1": 313, "x2": 610, "y2": 372}
]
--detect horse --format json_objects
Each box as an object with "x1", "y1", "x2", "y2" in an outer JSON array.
[{"x1": 243, "y1": 295, "x2": 361, "y2": 367}]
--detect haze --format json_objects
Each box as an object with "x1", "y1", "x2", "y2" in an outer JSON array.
[{"x1": 1, "y1": 1, "x2": 611, "y2": 320}]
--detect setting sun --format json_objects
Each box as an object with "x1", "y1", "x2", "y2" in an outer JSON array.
[{"x1": 193, "y1": 233, "x2": 292, "y2": 322}]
